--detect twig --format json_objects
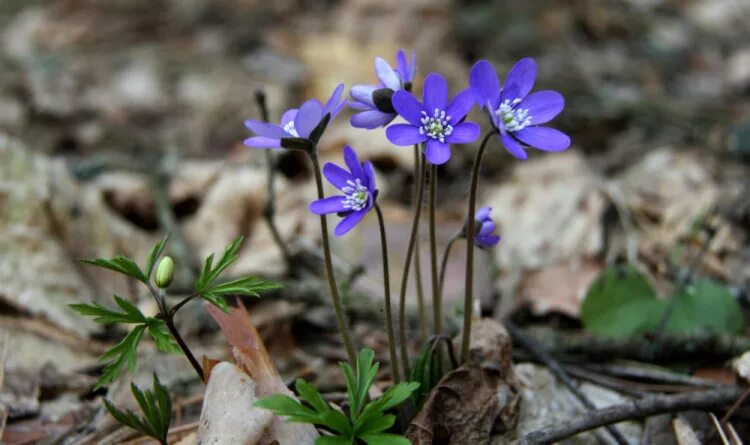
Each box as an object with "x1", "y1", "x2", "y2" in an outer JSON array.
[
  {"x1": 721, "y1": 386, "x2": 750, "y2": 423},
  {"x1": 518, "y1": 326, "x2": 750, "y2": 363},
  {"x1": 516, "y1": 387, "x2": 742, "y2": 445},
  {"x1": 506, "y1": 321, "x2": 630, "y2": 445},
  {"x1": 583, "y1": 363, "x2": 727, "y2": 389},
  {"x1": 255, "y1": 89, "x2": 293, "y2": 268}
]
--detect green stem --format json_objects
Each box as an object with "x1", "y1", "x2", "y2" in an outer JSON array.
[
  {"x1": 308, "y1": 150, "x2": 357, "y2": 364},
  {"x1": 374, "y1": 204, "x2": 401, "y2": 383},
  {"x1": 428, "y1": 164, "x2": 440, "y2": 337},
  {"x1": 461, "y1": 131, "x2": 495, "y2": 363},
  {"x1": 398, "y1": 152, "x2": 427, "y2": 376},
  {"x1": 438, "y1": 233, "x2": 461, "y2": 304},
  {"x1": 413, "y1": 145, "x2": 428, "y2": 343}
]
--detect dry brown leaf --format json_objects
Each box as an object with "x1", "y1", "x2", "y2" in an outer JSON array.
[
  {"x1": 518, "y1": 257, "x2": 603, "y2": 317},
  {"x1": 204, "y1": 302, "x2": 318, "y2": 445},
  {"x1": 406, "y1": 319, "x2": 520, "y2": 445}
]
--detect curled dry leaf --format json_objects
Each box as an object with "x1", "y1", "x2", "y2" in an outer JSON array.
[
  {"x1": 203, "y1": 302, "x2": 318, "y2": 445},
  {"x1": 406, "y1": 319, "x2": 521, "y2": 445}
]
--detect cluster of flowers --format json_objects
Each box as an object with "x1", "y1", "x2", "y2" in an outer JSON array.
[
  {"x1": 244, "y1": 50, "x2": 569, "y2": 373},
  {"x1": 244, "y1": 52, "x2": 568, "y2": 239}
]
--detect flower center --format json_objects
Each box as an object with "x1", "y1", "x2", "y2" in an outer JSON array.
[
  {"x1": 495, "y1": 98, "x2": 531, "y2": 132},
  {"x1": 283, "y1": 121, "x2": 299, "y2": 137},
  {"x1": 419, "y1": 109, "x2": 453, "y2": 143},
  {"x1": 341, "y1": 178, "x2": 370, "y2": 211}
]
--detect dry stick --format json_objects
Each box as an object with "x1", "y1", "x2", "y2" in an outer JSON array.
[
  {"x1": 506, "y1": 321, "x2": 629, "y2": 445},
  {"x1": 374, "y1": 203, "x2": 402, "y2": 383},
  {"x1": 308, "y1": 150, "x2": 356, "y2": 364},
  {"x1": 398, "y1": 153, "x2": 427, "y2": 376},
  {"x1": 255, "y1": 90, "x2": 292, "y2": 268},
  {"x1": 517, "y1": 387, "x2": 742, "y2": 445},
  {"x1": 428, "y1": 163, "x2": 440, "y2": 338},
  {"x1": 721, "y1": 386, "x2": 750, "y2": 424},
  {"x1": 413, "y1": 145, "x2": 428, "y2": 342},
  {"x1": 461, "y1": 131, "x2": 495, "y2": 363}
]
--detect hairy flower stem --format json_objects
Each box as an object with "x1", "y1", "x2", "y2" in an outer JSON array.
[
  {"x1": 413, "y1": 145, "x2": 428, "y2": 343},
  {"x1": 428, "y1": 164, "x2": 440, "y2": 338},
  {"x1": 461, "y1": 131, "x2": 496, "y2": 363},
  {"x1": 398, "y1": 152, "x2": 427, "y2": 376},
  {"x1": 308, "y1": 150, "x2": 357, "y2": 364},
  {"x1": 438, "y1": 233, "x2": 461, "y2": 304},
  {"x1": 374, "y1": 204, "x2": 401, "y2": 383},
  {"x1": 149, "y1": 285, "x2": 204, "y2": 382}
]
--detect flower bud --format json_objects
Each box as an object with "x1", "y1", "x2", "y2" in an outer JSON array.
[{"x1": 154, "y1": 256, "x2": 175, "y2": 289}]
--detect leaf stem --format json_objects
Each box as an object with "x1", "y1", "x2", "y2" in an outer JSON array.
[
  {"x1": 398, "y1": 152, "x2": 427, "y2": 376},
  {"x1": 461, "y1": 131, "x2": 495, "y2": 363},
  {"x1": 413, "y1": 145, "x2": 428, "y2": 343},
  {"x1": 307, "y1": 149, "x2": 357, "y2": 364},
  {"x1": 374, "y1": 204, "x2": 401, "y2": 383}
]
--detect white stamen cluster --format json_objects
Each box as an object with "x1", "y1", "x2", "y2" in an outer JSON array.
[
  {"x1": 283, "y1": 121, "x2": 299, "y2": 137},
  {"x1": 419, "y1": 108, "x2": 453, "y2": 143},
  {"x1": 341, "y1": 178, "x2": 370, "y2": 211},
  {"x1": 496, "y1": 98, "x2": 531, "y2": 132}
]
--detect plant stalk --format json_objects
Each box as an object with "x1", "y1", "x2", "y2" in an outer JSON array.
[
  {"x1": 438, "y1": 233, "x2": 461, "y2": 304},
  {"x1": 398, "y1": 152, "x2": 427, "y2": 376},
  {"x1": 374, "y1": 203, "x2": 401, "y2": 383},
  {"x1": 428, "y1": 164, "x2": 440, "y2": 338},
  {"x1": 308, "y1": 150, "x2": 357, "y2": 364},
  {"x1": 413, "y1": 145, "x2": 428, "y2": 342},
  {"x1": 461, "y1": 131, "x2": 495, "y2": 363}
]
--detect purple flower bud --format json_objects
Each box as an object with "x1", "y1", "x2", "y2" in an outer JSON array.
[{"x1": 473, "y1": 206, "x2": 501, "y2": 248}]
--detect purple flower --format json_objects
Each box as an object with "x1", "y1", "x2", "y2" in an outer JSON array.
[
  {"x1": 309, "y1": 146, "x2": 377, "y2": 236},
  {"x1": 386, "y1": 73, "x2": 480, "y2": 165},
  {"x1": 470, "y1": 58, "x2": 570, "y2": 160},
  {"x1": 349, "y1": 50, "x2": 416, "y2": 129},
  {"x1": 473, "y1": 207, "x2": 501, "y2": 248},
  {"x1": 244, "y1": 84, "x2": 346, "y2": 150}
]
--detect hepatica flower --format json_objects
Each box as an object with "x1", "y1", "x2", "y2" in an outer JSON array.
[
  {"x1": 473, "y1": 207, "x2": 501, "y2": 248},
  {"x1": 309, "y1": 146, "x2": 377, "y2": 236},
  {"x1": 470, "y1": 58, "x2": 570, "y2": 160},
  {"x1": 386, "y1": 73, "x2": 480, "y2": 165},
  {"x1": 244, "y1": 84, "x2": 346, "y2": 150},
  {"x1": 349, "y1": 50, "x2": 416, "y2": 129}
]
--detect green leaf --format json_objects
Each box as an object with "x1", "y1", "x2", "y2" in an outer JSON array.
[
  {"x1": 360, "y1": 433, "x2": 412, "y2": 445},
  {"x1": 255, "y1": 394, "x2": 320, "y2": 423},
  {"x1": 316, "y1": 436, "x2": 353, "y2": 445},
  {"x1": 581, "y1": 266, "x2": 745, "y2": 339},
  {"x1": 580, "y1": 265, "x2": 663, "y2": 338},
  {"x1": 70, "y1": 295, "x2": 146, "y2": 325},
  {"x1": 145, "y1": 235, "x2": 170, "y2": 280},
  {"x1": 295, "y1": 378, "x2": 329, "y2": 412},
  {"x1": 357, "y1": 382, "x2": 419, "y2": 430},
  {"x1": 197, "y1": 290, "x2": 231, "y2": 313},
  {"x1": 195, "y1": 237, "x2": 244, "y2": 292},
  {"x1": 104, "y1": 374, "x2": 171, "y2": 444},
  {"x1": 355, "y1": 412, "x2": 395, "y2": 435},
  {"x1": 205, "y1": 276, "x2": 283, "y2": 297},
  {"x1": 340, "y1": 348, "x2": 377, "y2": 421},
  {"x1": 96, "y1": 325, "x2": 146, "y2": 389},
  {"x1": 666, "y1": 280, "x2": 744, "y2": 336},
  {"x1": 81, "y1": 256, "x2": 147, "y2": 283},
  {"x1": 409, "y1": 341, "x2": 441, "y2": 406},
  {"x1": 145, "y1": 318, "x2": 180, "y2": 353}
]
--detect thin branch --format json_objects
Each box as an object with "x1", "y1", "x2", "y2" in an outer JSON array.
[
  {"x1": 506, "y1": 321, "x2": 629, "y2": 445},
  {"x1": 255, "y1": 89, "x2": 293, "y2": 268},
  {"x1": 517, "y1": 387, "x2": 742, "y2": 445}
]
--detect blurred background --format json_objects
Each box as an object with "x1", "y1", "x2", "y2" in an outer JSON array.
[{"x1": 1, "y1": 0, "x2": 750, "y2": 442}]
